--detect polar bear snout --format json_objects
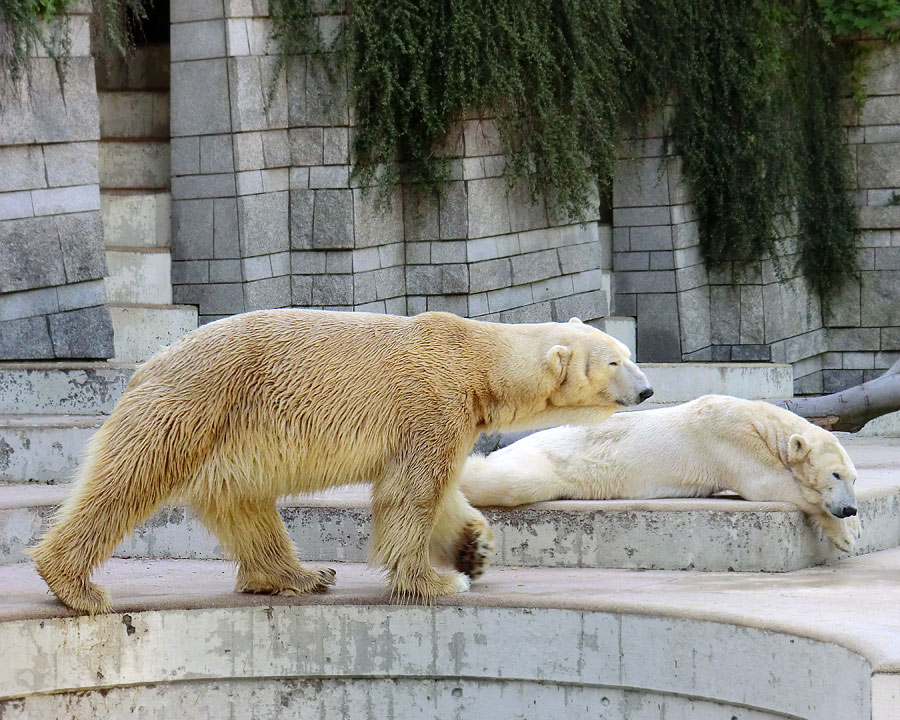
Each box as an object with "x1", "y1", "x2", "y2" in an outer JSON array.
[
  {"x1": 830, "y1": 503, "x2": 858, "y2": 519},
  {"x1": 611, "y1": 360, "x2": 653, "y2": 407},
  {"x1": 638, "y1": 387, "x2": 654, "y2": 403}
]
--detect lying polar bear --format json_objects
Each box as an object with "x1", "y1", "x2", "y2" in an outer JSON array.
[{"x1": 459, "y1": 395, "x2": 861, "y2": 552}]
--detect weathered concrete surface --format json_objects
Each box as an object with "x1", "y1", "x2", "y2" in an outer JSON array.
[
  {"x1": 0, "y1": 415, "x2": 102, "y2": 483},
  {"x1": 0, "y1": 363, "x2": 134, "y2": 415},
  {"x1": 640, "y1": 362, "x2": 793, "y2": 404},
  {"x1": 6, "y1": 550, "x2": 900, "y2": 719},
  {"x1": 108, "y1": 304, "x2": 197, "y2": 362}
]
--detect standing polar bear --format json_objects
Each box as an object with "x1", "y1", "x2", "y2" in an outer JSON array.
[
  {"x1": 30, "y1": 309, "x2": 651, "y2": 614},
  {"x1": 460, "y1": 395, "x2": 861, "y2": 551}
]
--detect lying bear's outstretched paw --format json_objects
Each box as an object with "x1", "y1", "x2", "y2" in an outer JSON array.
[
  {"x1": 237, "y1": 566, "x2": 336, "y2": 596},
  {"x1": 455, "y1": 521, "x2": 495, "y2": 580}
]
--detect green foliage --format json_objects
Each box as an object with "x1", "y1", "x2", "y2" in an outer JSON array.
[
  {"x1": 0, "y1": 0, "x2": 73, "y2": 89},
  {"x1": 271, "y1": 0, "x2": 867, "y2": 293},
  {"x1": 817, "y1": 0, "x2": 900, "y2": 36}
]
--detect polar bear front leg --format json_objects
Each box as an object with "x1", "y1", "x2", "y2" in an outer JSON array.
[
  {"x1": 430, "y1": 487, "x2": 495, "y2": 580},
  {"x1": 370, "y1": 451, "x2": 473, "y2": 602},
  {"x1": 813, "y1": 511, "x2": 860, "y2": 553},
  {"x1": 197, "y1": 498, "x2": 336, "y2": 596}
]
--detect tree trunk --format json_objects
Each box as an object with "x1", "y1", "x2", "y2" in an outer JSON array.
[{"x1": 775, "y1": 357, "x2": 900, "y2": 433}]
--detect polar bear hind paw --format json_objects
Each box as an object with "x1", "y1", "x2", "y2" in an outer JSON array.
[
  {"x1": 455, "y1": 521, "x2": 495, "y2": 580},
  {"x1": 237, "y1": 566, "x2": 336, "y2": 596}
]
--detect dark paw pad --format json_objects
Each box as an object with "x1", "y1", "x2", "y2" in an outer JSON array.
[{"x1": 455, "y1": 526, "x2": 494, "y2": 580}]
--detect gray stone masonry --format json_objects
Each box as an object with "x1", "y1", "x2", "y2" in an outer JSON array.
[
  {"x1": 170, "y1": 3, "x2": 613, "y2": 325},
  {"x1": 0, "y1": 4, "x2": 113, "y2": 359}
]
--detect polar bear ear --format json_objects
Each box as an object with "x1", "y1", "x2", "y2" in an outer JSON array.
[
  {"x1": 788, "y1": 434, "x2": 811, "y2": 464},
  {"x1": 546, "y1": 344, "x2": 571, "y2": 379},
  {"x1": 568, "y1": 317, "x2": 584, "y2": 325}
]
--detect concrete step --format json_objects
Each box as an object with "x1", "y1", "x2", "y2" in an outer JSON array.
[
  {"x1": 3, "y1": 554, "x2": 897, "y2": 720},
  {"x1": 109, "y1": 304, "x2": 198, "y2": 363},
  {"x1": 105, "y1": 247, "x2": 173, "y2": 304},
  {"x1": 641, "y1": 362, "x2": 793, "y2": 404},
  {"x1": 101, "y1": 191, "x2": 171, "y2": 248},
  {"x1": 99, "y1": 140, "x2": 170, "y2": 190},
  {"x1": 0, "y1": 415, "x2": 104, "y2": 483},
  {"x1": 0, "y1": 363, "x2": 134, "y2": 416},
  {"x1": 99, "y1": 90, "x2": 169, "y2": 139},
  {"x1": 3, "y1": 440, "x2": 898, "y2": 571}
]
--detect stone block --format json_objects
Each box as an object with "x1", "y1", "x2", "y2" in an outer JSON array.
[
  {"x1": 235, "y1": 170, "x2": 264, "y2": 195},
  {"x1": 311, "y1": 274, "x2": 353, "y2": 305},
  {"x1": 671, "y1": 220, "x2": 700, "y2": 250},
  {"x1": 860, "y1": 95, "x2": 900, "y2": 127},
  {"x1": 0, "y1": 191, "x2": 34, "y2": 220},
  {"x1": 354, "y1": 188, "x2": 403, "y2": 248},
  {"x1": 352, "y1": 271, "x2": 377, "y2": 304},
  {"x1": 405, "y1": 265, "x2": 442, "y2": 295},
  {"x1": 403, "y1": 187, "x2": 440, "y2": 242},
  {"x1": 352, "y1": 247, "x2": 380, "y2": 273},
  {"x1": 553, "y1": 290, "x2": 609, "y2": 323},
  {"x1": 372, "y1": 266, "x2": 406, "y2": 300},
  {"x1": 531, "y1": 275, "x2": 575, "y2": 303},
  {"x1": 861, "y1": 271, "x2": 900, "y2": 327},
  {"x1": 824, "y1": 278, "x2": 861, "y2": 328},
  {"x1": 487, "y1": 284, "x2": 533, "y2": 313},
  {"x1": 500, "y1": 301, "x2": 554, "y2": 324},
  {"x1": 613, "y1": 228, "x2": 630, "y2": 252},
  {"x1": 649, "y1": 251, "x2": 675, "y2": 270},
  {"x1": 233, "y1": 132, "x2": 265, "y2": 172},
  {"x1": 511, "y1": 249, "x2": 560, "y2": 285},
  {"x1": 0, "y1": 316, "x2": 54, "y2": 359},
  {"x1": 842, "y1": 351, "x2": 875, "y2": 369},
  {"x1": 290, "y1": 128, "x2": 324, "y2": 166},
  {"x1": 325, "y1": 251, "x2": 352, "y2": 273},
  {"x1": 857, "y1": 143, "x2": 900, "y2": 188},
  {"x1": 823, "y1": 369, "x2": 865, "y2": 394},
  {"x1": 172, "y1": 199, "x2": 214, "y2": 260},
  {"x1": 864, "y1": 125, "x2": 900, "y2": 143},
  {"x1": 882, "y1": 327, "x2": 900, "y2": 350},
  {"x1": 875, "y1": 248, "x2": 900, "y2": 270},
  {"x1": 739, "y1": 284, "x2": 765, "y2": 345},
  {"x1": 244, "y1": 275, "x2": 290, "y2": 310},
  {"x1": 169, "y1": 258, "x2": 210, "y2": 286},
  {"x1": 430, "y1": 240, "x2": 466, "y2": 265},
  {"x1": 678, "y1": 285, "x2": 711, "y2": 354},
  {"x1": 0, "y1": 217, "x2": 66, "y2": 292},
  {"x1": 613, "y1": 156, "x2": 669, "y2": 208},
  {"x1": 630, "y1": 225, "x2": 672, "y2": 251},
  {"x1": 378, "y1": 242, "x2": 404, "y2": 269},
  {"x1": 241, "y1": 256, "x2": 272, "y2": 282},
  {"x1": 31, "y1": 184, "x2": 100, "y2": 215},
  {"x1": 56, "y1": 212, "x2": 106, "y2": 283},
  {"x1": 228, "y1": 55, "x2": 288, "y2": 132},
  {"x1": 0, "y1": 285, "x2": 58, "y2": 320},
  {"x1": 440, "y1": 264, "x2": 469, "y2": 294},
  {"x1": 238, "y1": 191, "x2": 289, "y2": 256},
  {"x1": 171, "y1": 137, "x2": 201, "y2": 176},
  {"x1": 208, "y1": 259, "x2": 242, "y2": 283},
  {"x1": 310, "y1": 166, "x2": 350, "y2": 189},
  {"x1": 310, "y1": 190, "x2": 353, "y2": 249},
  {"x1": 200, "y1": 134, "x2": 235, "y2": 174},
  {"x1": 289, "y1": 190, "x2": 314, "y2": 249},
  {"x1": 612, "y1": 207, "x2": 670, "y2": 227},
  {"x1": 170, "y1": 59, "x2": 231, "y2": 137},
  {"x1": 469, "y1": 258, "x2": 512, "y2": 293},
  {"x1": 171, "y1": 0, "x2": 224, "y2": 22},
  {"x1": 170, "y1": 20, "x2": 226, "y2": 62},
  {"x1": 615, "y1": 270, "x2": 676, "y2": 294},
  {"x1": 99, "y1": 89, "x2": 169, "y2": 139},
  {"x1": 439, "y1": 181, "x2": 468, "y2": 240},
  {"x1": 507, "y1": 180, "x2": 548, "y2": 233},
  {"x1": 323, "y1": 127, "x2": 349, "y2": 165},
  {"x1": 558, "y1": 242, "x2": 603, "y2": 274},
  {"x1": 48, "y1": 306, "x2": 114, "y2": 358},
  {"x1": 614, "y1": 293, "x2": 636, "y2": 317},
  {"x1": 828, "y1": 327, "x2": 881, "y2": 351},
  {"x1": 427, "y1": 294, "x2": 468, "y2": 316},
  {"x1": 213, "y1": 198, "x2": 240, "y2": 258},
  {"x1": 571, "y1": 268, "x2": 607, "y2": 294},
  {"x1": 30, "y1": 58, "x2": 100, "y2": 144},
  {"x1": 636, "y1": 293, "x2": 680, "y2": 362},
  {"x1": 763, "y1": 277, "x2": 822, "y2": 344},
  {"x1": 171, "y1": 173, "x2": 236, "y2": 200},
  {"x1": 467, "y1": 178, "x2": 510, "y2": 238},
  {"x1": 291, "y1": 274, "x2": 313, "y2": 305},
  {"x1": 174, "y1": 282, "x2": 245, "y2": 316},
  {"x1": 732, "y1": 344, "x2": 771, "y2": 362},
  {"x1": 614, "y1": 251, "x2": 649, "y2": 272},
  {"x1": 0, "y1": 146, "x2": 46, "y2": 192},
  {"x1": 405, "y1": 241, "x2": 430, "y2": 264},
  {"x1": 710, "y1": 285, "x2": 740, "y2": 344},
  {"x1": 407, "y1": 295, "x2": 427, "y2": 315}
]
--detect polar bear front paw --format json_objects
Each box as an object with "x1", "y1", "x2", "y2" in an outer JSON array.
[
  {"x1": 827, "y1": 521, "x2": 858, "y2": 554},
  {"x1": 455, "y1": 521, "x2": 495, "y2": 580},
  {"x1": 845, "y1": 515, "x2": 862, "y2": 539}
]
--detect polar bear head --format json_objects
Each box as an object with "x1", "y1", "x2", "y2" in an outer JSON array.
[
  {"x1": 544, "y1": 317, "x2": 653, "y2": 412},
  {"x1": 785, "y1": 428, "x2": 858, "y2": 519}
]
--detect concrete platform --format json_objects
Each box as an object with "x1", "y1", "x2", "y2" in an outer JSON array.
[
  {"x1": 2, "y1": 551, "x2": 900, "y2": 718},
  {"x1": 98, "y1": 140, "x2": 170, "y2": 190},
  {"x1": 640, "y1": 362, "x2": 793, "y2": 404},
  {"x1": 3, "y1": 438, "x2": 898, "y2": 573},
  {"x1": 0, "y1": 363, "x2": 134, "y2": 415}
]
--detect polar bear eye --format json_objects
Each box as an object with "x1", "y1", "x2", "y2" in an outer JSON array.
[
  {"x1": 609, "y1": 361, "x2": 619, "y2": 367},
  {"x1": 833, "y1": 472, "x2": 842, "y2": 481}
]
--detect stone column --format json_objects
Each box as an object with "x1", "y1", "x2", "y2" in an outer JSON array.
[{"x1": 0, "y1": 2, "x2": 113, "y2": 359}]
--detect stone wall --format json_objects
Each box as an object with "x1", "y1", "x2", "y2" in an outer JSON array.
[
  {"x1": 0, "y1": 2, "x2": 114, "y2": 359},
  {"x1": 612, "y1": 41, "x2": 900, "y2": 393},
  {"x1": 168, "y1": 1, "x2": 612, "y2": 326}
]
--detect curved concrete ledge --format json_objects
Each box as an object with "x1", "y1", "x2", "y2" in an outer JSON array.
[
  {"x1": 3, "y1": 474, "x2": 899, "y2": 572},
  {"x1": 2, "y1": 553, "x2": 900, "y2": 719}
]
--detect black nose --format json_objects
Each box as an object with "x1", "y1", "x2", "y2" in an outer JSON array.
[
  {"x1": 638, "y1": 387, "x2": 654, "y2": 403},
  {"x1": 837, "y1": 506, "x2": 857, "y2": 518}
]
